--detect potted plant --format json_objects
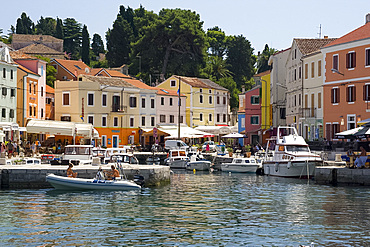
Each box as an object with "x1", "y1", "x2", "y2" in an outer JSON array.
[
  {"x1": 245, "y1": 144, "x2": 251, "y2": 157},
  {"x1": 227, "y1": 147, "x2": 233, "y2": 157}
]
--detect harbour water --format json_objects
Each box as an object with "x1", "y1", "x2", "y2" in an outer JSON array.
[{"x1": 0, "y1": 171, "x2": 369, "y2": 246}]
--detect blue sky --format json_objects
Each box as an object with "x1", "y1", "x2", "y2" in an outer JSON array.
[{"x1": 1, "y1": 0, "x2": 368, "y2": 53}]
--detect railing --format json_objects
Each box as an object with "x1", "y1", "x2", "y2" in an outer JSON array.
[
  {"x1": 300, "y1": 107, "x2": 317, "y2": 118},
  {"x1": 111, "y1": 105, "x2": 127, "y2": 112}
]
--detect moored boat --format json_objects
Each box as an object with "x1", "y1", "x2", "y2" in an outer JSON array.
[
  {"x1": 46, "y1": 173, "x2": 141, "y2": 190},
  {"x1": 221, "y1": 157, "x2": 259, "y2": 173},
  {"x1": 186, "y1": 153, "x2": 211, "y2": 171},
  {"x1": 164, "y1": 149, "x2": 189, "y2": 169},
  {"x1": 263, "y1": 126, "x2": 322, "y2": 178}
]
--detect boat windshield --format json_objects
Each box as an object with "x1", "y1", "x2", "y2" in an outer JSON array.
[
  {"x1": 286, "y1": 145, "x2": 309, "y2": 152},
  {"x1": 65, "y1": 147, "x2": 91, "y2": 155}
]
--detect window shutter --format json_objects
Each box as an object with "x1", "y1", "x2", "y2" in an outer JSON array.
[
  {"x1": 353, "y1": 86, "x2": 356, "y2": 101},
  {"x1": 346, "y1": 87, "x2": 349, "y2": 102},
  {"x1": 346, "y1": 53, "x2": 349, "y2": 68},
  {"x1": 331, "y1": 89, "x2": 334, "y2": 103},
  {"x1": 337, "y1": 88, "x2": 340, "y2": 103},
  {"x1": 353, "y1": 52, "x2": 356, "y2": 68},
  {"x1": 364, "y1": 85, "x2": 367, "y2": 100}
]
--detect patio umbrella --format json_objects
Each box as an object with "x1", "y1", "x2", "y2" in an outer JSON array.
[
  {"x1": 335, "y1": 127, "x2": 363, "y2": 139},
  {"x1": 221, "y1": 132, "x2": 247, "y2": 138},
  {"x1": 354, "y1": 123, "x2": 370, "y2": 139}
]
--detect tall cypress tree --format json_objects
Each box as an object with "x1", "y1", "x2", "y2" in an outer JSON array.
[
  {"x1": 63, "y1": 18, "x2": 82, "y2": 60},
  {"x1": 55, "y1": 18, "x2": 64, "y2": 39},
  {"x1": 81, "y1": 25, "x2": 90, "y2": 65},
  {"x1": 91, "y1": 33, "x2": 104, "y2": 57}
]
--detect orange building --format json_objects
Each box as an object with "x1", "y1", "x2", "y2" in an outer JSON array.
[
  {"x1": 45, "y1": 85, "x2": 54, "y2": 120},
  {"x1": 322, "y1": 15, "x2": 370, "y2": 140}
]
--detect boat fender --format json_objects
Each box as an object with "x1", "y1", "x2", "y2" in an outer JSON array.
[
  {"x1": 287, "y1": 161, "x2": 292, "y2": 169},
  {"x1": 133, "y1": 174, "x2": 145, "y2": 186},
  {"x1": 275, "y1": 162, "x2": 279, "y2": 172}
]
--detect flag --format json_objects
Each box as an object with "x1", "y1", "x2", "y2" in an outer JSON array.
[
  {"x1": 80, "y1": 115, "x2": 84, "y2": 121},
  {"x1": 177, "y1": 88, "x2": 180, "y2": 95}
]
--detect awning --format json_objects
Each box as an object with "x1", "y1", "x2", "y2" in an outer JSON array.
[
  {"x1": 144, "y1": 125, "x2": 214, "y2": 139},
  {"x1": 195, "y1": 125, "x2": 232, "y2": 135},
  {"x1": 26, "y1": 119, "x2": 93, "y2": 138},
  {"x1": 0, "y1": 122, "x2": 19, "y2": 131}
]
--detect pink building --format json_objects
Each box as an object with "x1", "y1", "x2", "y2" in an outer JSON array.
[{"x1": 244, "y1": 85, "x2": 261, "y2": 145}]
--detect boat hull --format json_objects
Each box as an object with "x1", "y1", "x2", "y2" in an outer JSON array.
[
  {"x1": 46, "y1": 174, "x2": 141, "y2": 190},
  {"x1": 221, "y1": 163, "x2": 259, "y2": 173},
  {"x1": 263, "y1": 161, "x2": 317, "y2": 178},
  {"x1": 169, "y1": 159, "x2": 188, "y2": 169},
  {"x1": 186, "y1": 161, "x2": 211, "y2": 171}
]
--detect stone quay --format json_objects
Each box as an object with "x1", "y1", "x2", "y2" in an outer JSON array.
[
  {"x1": 0, "y1": 164, "x2": 171, "y2": 189},
  {"x1": 315, "y1": 166, "x2": 370, "y2": 186}
]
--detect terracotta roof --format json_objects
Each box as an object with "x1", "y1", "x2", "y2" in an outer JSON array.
[
  {"x1": 45, "y1": 85, "x2": 54, "y2": 94},
  {"x1": 79, "y1": 75, "x2": 138, "y2": 88},
  {"x1": 122, "y1": 77, "x2": 155, "y2": 90},
  {"x1": 15, "y1": 62, "x2": 39, "y2": 76},
  {"x1": 10, "y1": 50, "x2": 38, "y2": 60},
  {"x1": 12, "y1": 34, "x2": 62, "y2": 43},
  {"x1": 104, "y1": 69, "x2": 129, "y2": 78},
  {"x1": 155, "y1": 87, "x2": 185, "y2": 97},
  {"x1": 198, "y1": 78, "x2": 228, "y2": 91},
  {"x1": 254, "y1": 70, "x2": 271, "y2": 77},
  {"x1": 294, "y1": 38, "x2": 337, "y2": 55},
  {"x1": 19, "y1": 43, "x2": 64, "y2": 55},
  {"x1": 324, "y1": 22, "x2": 370, "y2": 48},
  {"x1": 52, "y1": 59, "x2": 90, "y2": 77}
]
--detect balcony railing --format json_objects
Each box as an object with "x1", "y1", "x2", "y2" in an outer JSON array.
[
  {"x1": 300, "y1": 107, "x2": 317, "y2": 118},
  {"x1": 111, "y1": 105, "x2": 127, "y2": 112}
]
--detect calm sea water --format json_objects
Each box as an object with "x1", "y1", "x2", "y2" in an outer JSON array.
[{"x1": 0, "y1": 171, "x2": 369, "y2": 246}]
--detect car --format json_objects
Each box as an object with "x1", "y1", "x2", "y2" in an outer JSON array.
[
  {"x1": 202, "y1": 141, "x2": 216, "y2": 151},
  {"x1": 164, "y1": 140, "x2": 189, "y2": 151}
]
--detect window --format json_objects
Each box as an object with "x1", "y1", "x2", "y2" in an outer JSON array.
[
  {"x1": 318, "y1": 60, "x2": 322, "y2": 77},
  {"x1": 209, "y1": 89, "x2": 212, "y2": 94},
  {"x1": 34, "y1": 84, "x2": 36, "y2": 94},
  {"x1": 11, "y1": 88, "x2": 15, "y2": 97},
  {"x1": 223, "y1": 96, "x2": 226, "y2": 105},
  {"x1": 170, "y1": 115, "x2": 174, "y2": 123},
  {"x1": 331, "y1": 88, "x2": 340, "y2": 104},
  {"x1": 318, "y1": 92, "x2": 322, "y2": 108},
  {"x1": 142, "y1": 98, "x2": 146, "y2": 108},
  {"x1": 2, "y1": 68, "x2": 5, "y2": 78},
  {"x1": 200, "y1": 88, "x2": 203, "y2": 93},
  {"x1": 364, "y1": 84, "x2": 370, "y2": 101},
  {"x1": 160, "y1": 115, "x2": 166, "y2": 123},
  {"x1": 102, "y1": 135, "x2": 107, "y2": 147},
  {"x1": 347, "y1": 115, "x2": 356, "y2": 130},
  {"x1": 151, "y1": 116, "x2": 155, "y2": 126},
  {"x1": 61, "y1": 116, "x2": 71, "y2": 121},
  {"x1": 88, "y1": 115, "x2": 94, "y2": 125},
  {"x1": 151, "y1": 98, "x2": 155, "y2": 108},
  {"x1": 102, "y1": 116, "x2": 107, "y2": 127},
  {"x1": 294, "y1": 95, "x2": 297, "y2": 106},
  {"x1": 251, "y1": 95, "x2": 259, "y2": 104},
  {"x1": 170, "y1": 80, "x2": 176, "y2": 87},
  {"x1": 333, "y1": 54, "x2": 339, "y2": 70},
  {"x1": 113, "y1": 117, "x2": 118, "y2": 127},
  {"x1": 280, "y1": 108, "x2": 286, "y2": 119},
  {"x1": 299, "y1": 67, "x2": 301, "y2": 79},
  {"x1": 2, "y1": 108, "x2": 5, "y2": 118},
  {"x1": 200, "y1": 113, "x2": 203, "y2": 122},
  {"x1": 29, "y1": 105, "x2": 32, "y2": 117},
  {"x1": 311, "y1": 62, "x2": 315, "y2": 78},
  {"x1": 346, "y1": 52, "x2": 356, "y2": 69},
  {"x1": 102, "y1": 94, "x2": 107, "y2": 107},
  {"x1": 9, "y1": 109, "x2": 14, "y2": 118},
  {"x1": 209, "y1": 95, "x2": 212, "y2": 104},
  {"x1": 129, "y1": 96, "x2": 137, "y2": 107},
  {"x1": 366, "y1": 48, "x2": 370, "y2": 66},
  {"x1": 346, "y1": 86, "x2": 356, "y2": 103},
  {"x1": 200, "y1": 94, "x2": 203, "y2": 104},
  {"x1": 180, "y1": 116, "x2": 184, "y2": 123},
  {"x1": 29, "y1": 83, "x2": 32, "y2": 93},
  {"x1": 304, "y1": 63, "x2": 308, "y2": 79},
  {"x1": 63, "y1": 92, "x2": 70, "y2": 106},
  {"x1": 87, "y1": 93, "x2": 94, "y2": 106},
  {"x1": 41, "y1": 86, "x2": 43, "y2": 97},
  {"x1": 2, "y1": 87, "x2": 7, "y2": 96},
  {"x1": 161, "y1": 97, "x2": 164, "y2": 105},
  {"x1": 141, "y1": 116, "x2": 145, "y2": 126},
  {"x1": 217, "y1": 96, "x2": 220, "y2": 104},
  {"x1": 209, "y1": 114, "x2": 212, "y2": 122},
  {"x1": 223, "y1": 114, "x2": 226, "y2": 122},
  {"x1": 251, "y1": 116, "x2": 259, "y2": 125},
  {"x1": 10, "y1": 70, "x2": 13, "y2": 80},
  {"x1": 41, "y1": 108, "x2": 43, "y2": 118},
  {"x1": 217, "y1": 114, "x2": 220, "y2": 122},
  {"x1": 169, "y1": 98, "x2": 173, "y2": 106},
  {"x1": 33, "y1": 106, "x2": 36, "y2": 117},
  {"x1": 294, "y1": 68, "x2": 297, "y2": 81}
]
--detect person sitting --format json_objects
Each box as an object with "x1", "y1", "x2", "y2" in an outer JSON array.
[
  {"x1": 354, "y1": 146, "x2": 367, "y2": 168},
  {"x1": 95, "y1": 167, "x2": 105, "y2": 180},
  {"x1": 104, "y1": 165, "x2": 120, "y2": 180},
  {"x1": 66, "y1": 163, "x2": 77, "y2": 178}
]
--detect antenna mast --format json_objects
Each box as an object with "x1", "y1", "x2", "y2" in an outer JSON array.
[{"x1": 318, "y1": 24, "x2": 322, "y2": 38}]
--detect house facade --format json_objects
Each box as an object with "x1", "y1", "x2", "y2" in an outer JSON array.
[
  {"x1": 45, "y1": 85, "x2": 54, "y2": 120},
  {"x1": 244, "y1": 85, "x2": 261, "y2": 145},
  {"x1": 321, "y1": 14, "x2": 370, "y2": 140},
  {"x1": 237, "y1": 91, "x2": 245, "y2": 146}
]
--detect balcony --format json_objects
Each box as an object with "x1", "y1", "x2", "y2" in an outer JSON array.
[
  {"x1": 300, "y1": 107, "x2": 317, "y2": 118},
  {"x1": 111, "y1": 105, "x2": 127, "y2": 113}
]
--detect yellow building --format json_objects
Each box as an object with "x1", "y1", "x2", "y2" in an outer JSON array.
[
  {"x1": 54, "y1": 75, "x2": 141, "y2": 148},
  {"x1": 253, "y1": 71, "x2": 271, "y2": 132},
  {"x1": 157, "y1": 75, "x2": 229, "y2": 128}
]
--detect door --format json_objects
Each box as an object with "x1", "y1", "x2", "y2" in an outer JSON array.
[{"x1": 112, "y1": 135, "x2": 119, "y2": 148}]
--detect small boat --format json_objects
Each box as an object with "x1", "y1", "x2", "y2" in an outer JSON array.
[
  {"x1": 263, "y1": 126, "x2": 322, "y2": 178},
  {"x1": 186, "y1": 152, "x2": 211, "y2": 171},
  {"x1": 46, "y1": 174, "x2": 141, "y2": 190},
  {"x1": 61, "y1": 145, "x2": 94, "y2": 165},
  {"x1": 221, "y1": 157, "x2": 259, "y2": 173},
  {"x1": 146, "y1": 156, "x2": 161, "y2": 165},
  {"x1": 164, "y1": 149, "x2": 189, "y2": 169},
  {"x1": 104, "y1": 153, "x2": 139, "y2": 165},
  {"x1": 23, "y1": 157, "x2": 42, "y2": 165}
]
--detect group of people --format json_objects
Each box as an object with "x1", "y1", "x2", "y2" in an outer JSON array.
[
  {"x1": 347, "y1": 146, "x2": 368, "y2": 168},
  {"x1": 67, "y1": 164, "x2": 120, "y2": 180}
]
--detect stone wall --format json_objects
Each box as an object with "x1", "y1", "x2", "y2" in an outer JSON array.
[{"x1": 315, "y1": 167, "x2": 370, "y2": 186}]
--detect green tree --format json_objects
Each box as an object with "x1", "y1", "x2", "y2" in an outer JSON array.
[
  {"x1": 206, "y1": 27, "x2": 227, "y2": 57},
  {"x1": 201, "y1": 56, "x2": 232, "y2": 81},
  {"x1": 217, "y1": 77, "x2": 240, "y2": 110},
  {"x1": 63, "y1": 18, "x2": 82, "y2": 60},
  {"x1": 55, "y1": 18, "x2": 64, "y2": 39},
  {"x1": 91, "y1": 33, "x2": 104, "y2": 57},
  {"x1": 35, "y1": 17, "x2": 56, "y2": 35},
  {"x1": 81, "y1": 25, "x2": 90, "y2": 65},
  {"x1": 257, "y1": 44, "x2": 277, "y2": 73},
  {"x1": 226, "y1": 35, "x2": 255, "y2": 90},
  {"x1": 15, "y1": 12, "x2": 34, "y2": 34}
]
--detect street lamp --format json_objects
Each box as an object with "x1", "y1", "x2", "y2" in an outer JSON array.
[{"x1": 331, "y1": 68, "x2": 344, "y2": 76}]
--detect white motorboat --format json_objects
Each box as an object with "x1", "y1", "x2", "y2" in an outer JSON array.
[
  {"x1": 46, "y1": 174, "x2": 141, "y2": 190},
  {"x1": 164, "y1": 149, "x2": 189, "y2": 169},
  {"x1": 146, "y1": 156, "x2": 161, "y2": 165},
  {"x1": 263, "y1": 126, "x2": 322, "y2": 178},
  {"x1": 186, "y1": 153, "x2": 211, "y2": 171},
  {"x1": 221, "y1": 157, "x2": 259, "y2": 173},
  {"x1": 62, "y1": 145, "x2": 93, "y2": 165}
]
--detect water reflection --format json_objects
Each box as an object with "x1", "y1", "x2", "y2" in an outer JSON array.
[{"x1": 0, "y1": 172, "x2": 369, "y2": 246}]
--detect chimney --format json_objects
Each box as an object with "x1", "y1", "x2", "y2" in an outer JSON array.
[
  {"x1": 366, "y1": 13, "x2": 370, "y2": 24},
  {"x1": 324, "y1": 35, "x2": 328, "y2": 39}
]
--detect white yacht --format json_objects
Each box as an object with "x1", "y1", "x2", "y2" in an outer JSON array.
[
  {"x1": 164, "y1": 149, "x2": 189, "y2": 169},
  {"x1": 263, "y1": 126, "x2": 322, "y2": 178},
  {"x1": 221, "y1": 157, "x2": 259, "y2": 173}
]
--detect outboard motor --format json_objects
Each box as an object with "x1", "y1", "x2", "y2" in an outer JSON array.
[{"x1": 134, "y1": 173, "x2": 145, "y2": 186}]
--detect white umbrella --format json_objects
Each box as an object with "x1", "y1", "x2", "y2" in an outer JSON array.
[
  {"x1": 221, "y1": 132, "x2": 246, "y2": 138},
  {"x1": 335, "y1": 127, "x2": 363, "y2": 139}
]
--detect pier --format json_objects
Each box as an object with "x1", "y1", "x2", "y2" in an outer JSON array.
[
  {"x1": 0, "y1": 164, "x2": 171, "y2": 189},
  {"x1": 315, "y1": 166, "x2": 370, "y2": 186}
]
